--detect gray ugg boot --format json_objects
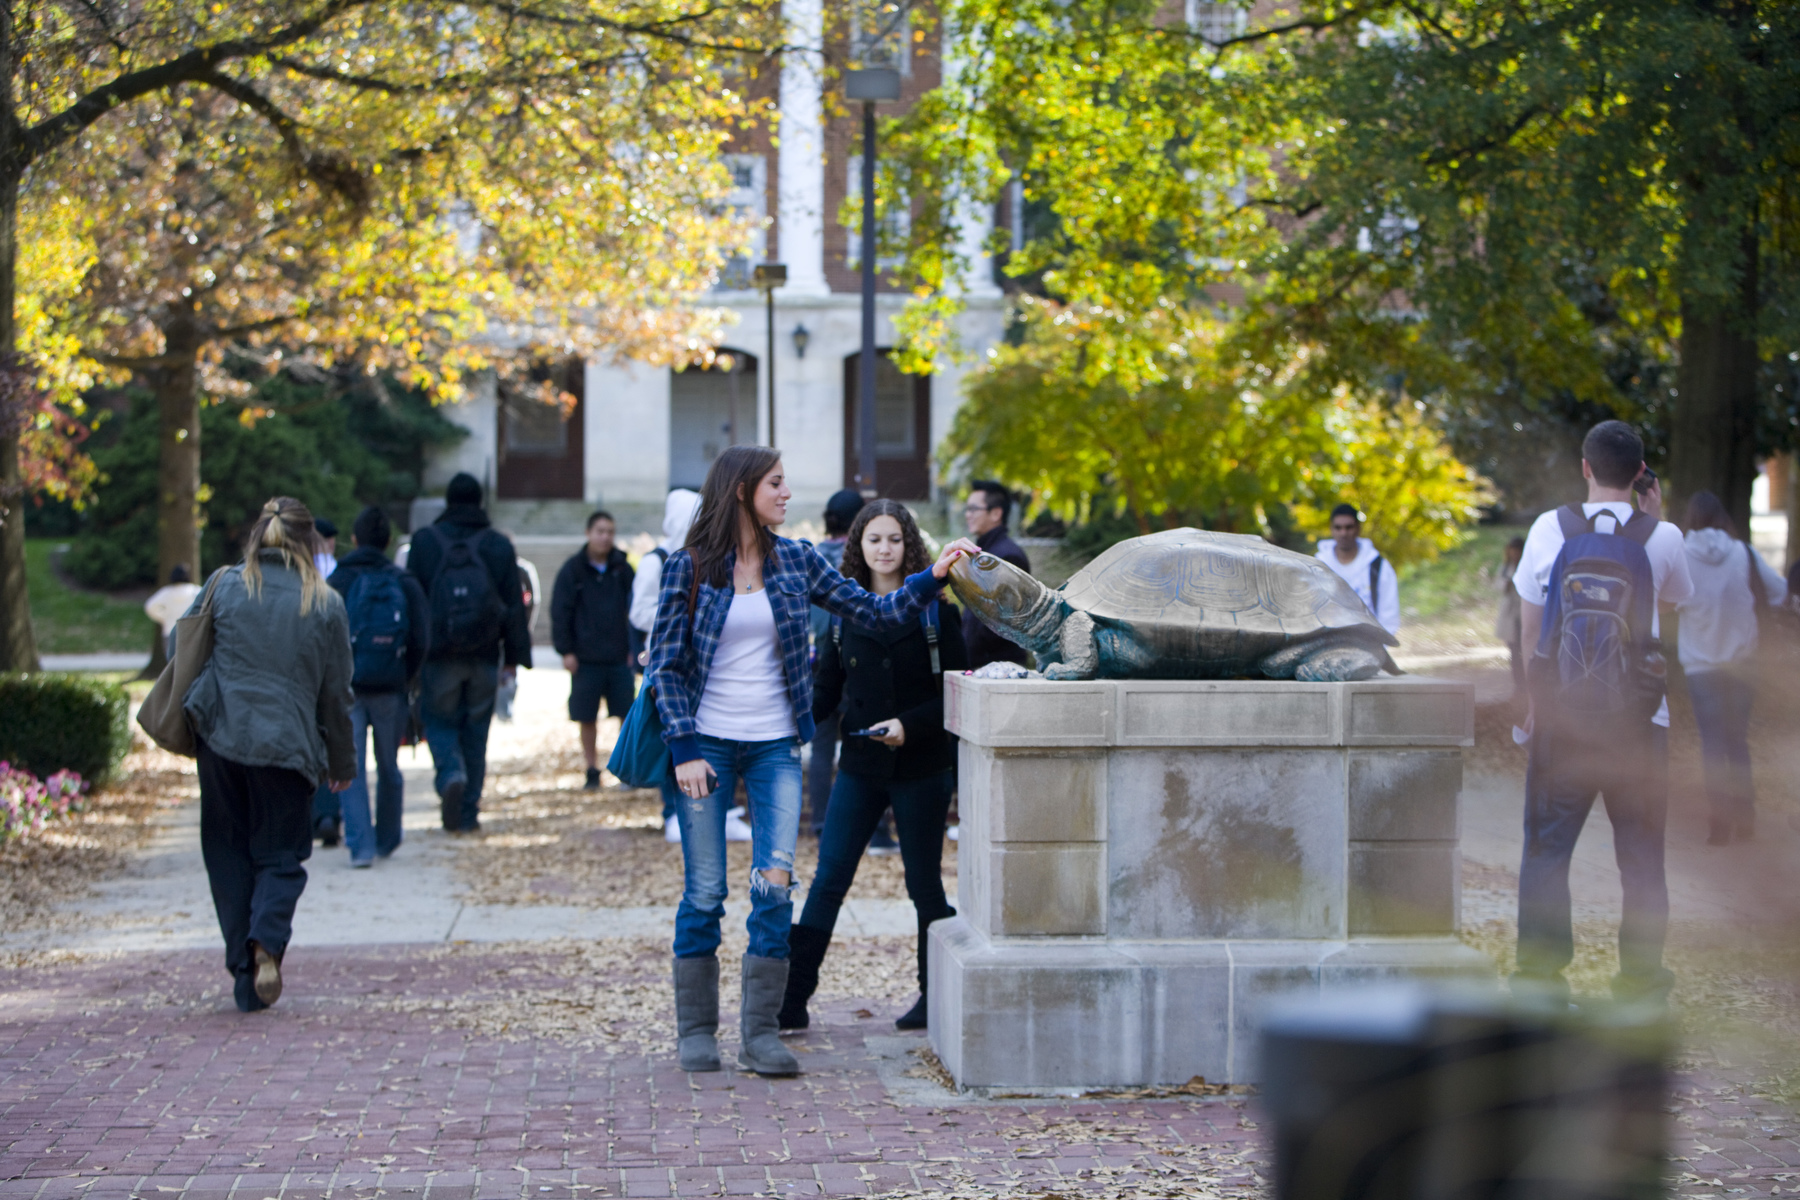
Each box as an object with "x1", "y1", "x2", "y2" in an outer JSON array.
[
  {"x1": 673, "y1": 955, "x2": 722, "y2": 1072},
  {"x1": 738, "y1": 955, "x2": 801, "y2": 1076}
]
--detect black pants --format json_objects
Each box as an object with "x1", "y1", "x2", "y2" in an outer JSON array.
[
  {"x1": 198, "y1": 741, "x2": 314, "y2": 1012},
  {"x1": 1515, "y1": 724, "x2": 1670, "y2": 999},
  {"x1": 798, "y1": 768, "x2": 954, "y2": 935}
]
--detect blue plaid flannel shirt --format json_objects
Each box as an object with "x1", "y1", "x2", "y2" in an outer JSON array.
[{"x1": 647, "y1": 537, "x2": 942, "y2": 765}]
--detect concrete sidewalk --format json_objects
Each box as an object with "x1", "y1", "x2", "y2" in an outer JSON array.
[{"x1": 0, "y1": 756, "x2": 926, "y2": 956}]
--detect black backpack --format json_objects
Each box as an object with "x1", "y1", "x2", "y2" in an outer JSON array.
[
  {"x1": 345, "y1": 567, "x2": 411, "y2": 691},
  {"x1": 424, "y1": 526, "x2": 505, "y2": 656}
]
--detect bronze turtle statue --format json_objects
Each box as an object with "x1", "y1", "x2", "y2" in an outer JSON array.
[{"x1": 949, "y1": 527, "x2": 1400, "y2": 681}]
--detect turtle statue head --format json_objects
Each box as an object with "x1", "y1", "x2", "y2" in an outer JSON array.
[{"x1": 949, "y1": 551, "x2": 1065, "y2": 655}]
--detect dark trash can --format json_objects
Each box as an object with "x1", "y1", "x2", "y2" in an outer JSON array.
[{"x1": 1260, "y1": 986, "x2": 1670, "y2": 1200}]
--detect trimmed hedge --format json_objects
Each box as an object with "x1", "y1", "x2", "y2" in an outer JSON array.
[{"x1": 0, "y1": 673, "x2": 132, "y2": 784}]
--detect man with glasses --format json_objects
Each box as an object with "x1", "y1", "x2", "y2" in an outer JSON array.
[{"x1": 961, "y1": 480, "x2": 1033, "y2": 669}]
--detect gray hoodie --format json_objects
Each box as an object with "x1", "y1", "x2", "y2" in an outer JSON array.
[
  {"x1": 178, "y1": 552, "x2": 356, "y2": 785},
  {"x1": 1676, "y1": 527, "x2": 1788, "y2": 673}
]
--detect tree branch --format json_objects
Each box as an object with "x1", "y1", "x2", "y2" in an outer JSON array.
[
  {"x1": 1154, "y1": 6, "x2": 1370, "y2": 51},
  {"x1": 21, "y1": 0, "x2": 376, "y2": 166}
]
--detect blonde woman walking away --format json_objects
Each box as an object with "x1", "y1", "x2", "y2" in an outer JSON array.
[
  {"x1": 646, "y1": 446, "x2": 977, "y2": 1076},
  {"x1": 177, "y1": 497, "x2": 355, "y2": 1011}
]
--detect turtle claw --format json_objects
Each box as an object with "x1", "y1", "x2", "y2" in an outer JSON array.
[{"x1": 1043, "y1": 662, "x2": 1094, "y2": 681}]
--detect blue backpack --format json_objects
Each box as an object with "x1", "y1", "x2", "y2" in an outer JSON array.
[
  {"x1": 346, "y1": 567, "x2": 411, "y2": 691},
  {"x1": 1533, "y1": 505, "x2": 1664, "y2": 736}
]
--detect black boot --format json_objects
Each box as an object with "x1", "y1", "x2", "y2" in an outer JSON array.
[
  {"x1": 896, "y1": 907, "x2": 954, "y2": 1031},
  {"x1": 778, "y1": 924, "x2": 831, "y2": 1031}
]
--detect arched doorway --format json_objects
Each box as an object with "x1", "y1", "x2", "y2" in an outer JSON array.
[
  {"x1": 843, "y1": 350, "x2": 931, "y2": 499},
  {"x1": 670, "y1": 350, "x2": 760, "y2": 491}
]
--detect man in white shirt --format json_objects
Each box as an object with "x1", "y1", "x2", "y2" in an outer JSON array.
[
  {"x1": 1316, "y1": 505, "x2": 1401, "y2": 635},
  {"x1": 1511, "y1": 420, "x2": 1694, "y2": 1007}
]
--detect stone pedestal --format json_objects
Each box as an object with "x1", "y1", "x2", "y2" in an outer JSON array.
[{"x1": 930, "y1": 676, "x2": 1493, "y2": 1090}]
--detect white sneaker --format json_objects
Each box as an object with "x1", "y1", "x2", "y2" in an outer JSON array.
[
  {"x1": 725, "y1": 806, "x2": 753, "y2": 842},
  {"x1": 664, "y1": 815, "x2": 682, "y2": 844}
]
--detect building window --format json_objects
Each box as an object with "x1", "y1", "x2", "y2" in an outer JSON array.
[
  {"x1": 717, "y1": 153, "x2": 767, "y2": 290},
  {"x1": 845, "y1": 155, "x2": 908, "y2": 270},
  {"x1": 849, "y1": 354, "x2": 918, "y2": 457},
  {"x1": 1187, "y1": 0, "x2": 1245, "y2": 45}
]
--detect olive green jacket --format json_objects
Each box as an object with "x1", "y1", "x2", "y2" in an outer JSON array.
[{"x1": 177, "y1": 552, "x2": 356, "y2": 786}]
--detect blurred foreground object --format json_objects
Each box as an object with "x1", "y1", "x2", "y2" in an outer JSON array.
[{"x1": 1262, "y1": 985, "x2": 1669, "y2": 1200}]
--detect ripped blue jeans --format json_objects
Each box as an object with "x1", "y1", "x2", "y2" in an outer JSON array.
[{"x1": 673, "y1": 734, "x2": 803, "y2": 960}]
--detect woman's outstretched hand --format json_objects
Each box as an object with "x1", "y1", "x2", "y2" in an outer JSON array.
[{"x1": 932, "y1": 537, "x2": 982, "y2": 580}]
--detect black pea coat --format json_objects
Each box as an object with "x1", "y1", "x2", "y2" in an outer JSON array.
[{"x1": 811, "y1": 599, "x2": 969, "y2": 781}]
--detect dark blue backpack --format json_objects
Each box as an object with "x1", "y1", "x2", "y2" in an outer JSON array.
[
  {"x1": 1533, "y1": 505, "x2": 1664, "y2": 735},
  {"x1": 346, "y1": 568, "x2": 410, "y2": 691}
]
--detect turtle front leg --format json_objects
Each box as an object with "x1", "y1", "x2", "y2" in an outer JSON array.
[{"x1": 1043, "y1": 611, "x2": 1099, "y2": 680}]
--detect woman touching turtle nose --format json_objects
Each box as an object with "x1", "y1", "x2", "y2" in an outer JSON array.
[
  {"x1": 644, "y1": 445, "x2": 976, "y2": 1076},
  {"x1": 778, "y1": 500, "x2": 969, "y2": 1034}
]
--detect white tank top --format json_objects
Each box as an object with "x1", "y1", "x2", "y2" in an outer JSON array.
[{"x1": 694, "y1": 589, "x2": 798, "y2": 742}]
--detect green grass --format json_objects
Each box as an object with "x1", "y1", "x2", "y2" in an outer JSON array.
[
  {"x1": 1397, "y1": 524, "x2": 1517, "y2": 623},
  {"x1": 25, "y1": 539, "x2": 159, "y2": 655}
]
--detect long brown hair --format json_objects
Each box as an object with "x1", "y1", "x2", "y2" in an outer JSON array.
[
  {"x1": 1684, "y1": 489, "x2": 1738, "y2": 540},
  {"x1": 840, "y1": 499, "x2": 930, "y2": 590},
  {"x1": 684, "y1": 445, "x2": 783, "y2": 594},
  {"x1": 241, "y1": 496, "x2": 328, "y2": 615}
]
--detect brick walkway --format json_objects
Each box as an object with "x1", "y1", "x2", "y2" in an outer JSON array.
[
  {"x1": 0, "y1": 945, "x2": 1268, "y2": 1200},
  {"x1": 3, "y1": 944, "x2": 1797, "y2": 1199}
]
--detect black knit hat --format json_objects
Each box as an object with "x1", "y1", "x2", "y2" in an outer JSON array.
[
  {"x1": 353, "y1": 505, "x2": 392, "y2": 550},
  {"x1": 313, "y1": 515, "x2": 338, "y2": 539},
  {"x1": 824, "y1": 488, "x2": 865, "y2": 535},
  {"x1": 446, "y1": 472, "x2": 483, "y2": 506}
]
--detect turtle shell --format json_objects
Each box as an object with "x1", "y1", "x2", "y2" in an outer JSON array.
[{"x1": 1059, "y1": 528, "x2": 1392, "y2": 669}]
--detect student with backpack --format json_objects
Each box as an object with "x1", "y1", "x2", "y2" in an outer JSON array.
[
  {"x1": 1675, "y1": 491, "x2": 1786, "y2": 845},
  {"x1": 778, "y1": 500, "x2": 969, "y2": 1033},
  {"x1": 552, "y1": 511, "x2": 637, "y2": 791},
  {"x1": 630, "y1": 489, "x2": 702, "y2": 841},
  {"x1": 1512, "y1": 421, "x2": 1694, "y2": 1006},
  {"x1": 1317, "y1": 504, "x2": 1401, "y2": 635},
  {"x1": 326, "y1": 507, "x2": 430, "y2": 866},
  {"x1": 646, "y1": 446, "x2": 978, "y2": 1077},
  {"x1": 406, "y1": 473, "x2": 532, "y2": 833}
]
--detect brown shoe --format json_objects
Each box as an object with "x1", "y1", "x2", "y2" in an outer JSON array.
[{"x1": 251, "y1": 941, "x2": 283, "y2": 1006}]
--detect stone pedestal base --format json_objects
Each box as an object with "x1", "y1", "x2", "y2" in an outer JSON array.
[
  {"x1": 929, "y1": 921, "x2": 1490, "y2": 1089},
  {"x1": 929, "y1": 676, "x2": 1494, "y2": 1090}
]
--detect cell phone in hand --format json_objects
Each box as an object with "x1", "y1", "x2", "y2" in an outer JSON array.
[
  {"x1": 1633, "y1": 467, "x2": 1657, "y2": 495},
  {"x1": 844, "y1": 727, "x2": 883, "y2": 738}
]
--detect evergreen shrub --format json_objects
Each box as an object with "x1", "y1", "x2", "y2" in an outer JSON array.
[{"x1": 0, "y1": 673, "x2": 132, "y2": 784}]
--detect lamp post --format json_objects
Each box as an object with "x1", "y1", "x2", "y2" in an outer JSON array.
[
  {"x1": 752, "y1": 263, "x2": 786, "y2": 447},
  {"x1": 846, "y1": 68, "x2": 900, "y2": 497}
]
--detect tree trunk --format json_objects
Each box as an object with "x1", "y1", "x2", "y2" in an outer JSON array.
[
  {"x1": 0, "y1": 0, "x2": 38, "y2": 672},
  {"x1": 1668, "y1": 228, "x2": 1760, "y2": 535},
  {"x1": 0, "y1": 150, "x2": 39, "y2": 673},
  {"x1": 153, "y1": 316, "x2": 204, "y2": 587}
]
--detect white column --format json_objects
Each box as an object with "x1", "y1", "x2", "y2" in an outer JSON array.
[
  {"x1": 943, "y1": 21, "x2": 1001, "y2": 301},
  {"x1": 778, "y1": 0, "x2": 829, "y2": 297},
  {"x1": 585, "y1": 358, "x2": 671, "y2": 505}
]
